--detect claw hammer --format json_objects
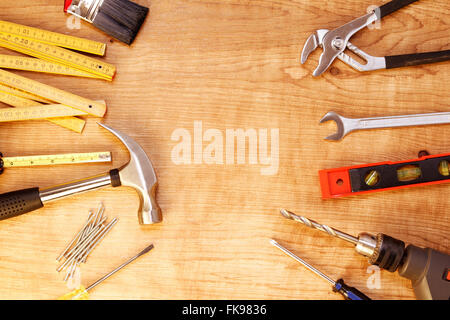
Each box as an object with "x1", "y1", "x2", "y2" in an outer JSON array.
[{"x1": 0, "y1": 123, "x2": 162, "y2": 225}]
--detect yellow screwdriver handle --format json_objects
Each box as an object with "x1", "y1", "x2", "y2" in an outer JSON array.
[{"x1": 57, "y1": 285, "x2": 90, "y2": 300}]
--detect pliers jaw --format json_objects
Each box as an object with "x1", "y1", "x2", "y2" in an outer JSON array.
[
  {"x1": 300, "y1": 29, "x2": 328, "y2": 65},
  {"x1": 300, "y1": 29, "x2": 330, "y2": 76},
  {"x1": 301, "y1": 12, "x2": 379, "y2": 76}
]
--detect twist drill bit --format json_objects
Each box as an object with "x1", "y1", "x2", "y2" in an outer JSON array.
[{"x1": 280, "y1": 209, "x2": 358, "y2": 244}]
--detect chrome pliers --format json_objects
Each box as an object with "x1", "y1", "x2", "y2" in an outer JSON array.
[{"x1": 301, "y1": 0, "x2": 450, "y2": 76}]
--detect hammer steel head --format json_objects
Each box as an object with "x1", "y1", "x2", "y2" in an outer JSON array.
[{"x1": 98, "y1": 123, "x2": 162, "y2": 225}]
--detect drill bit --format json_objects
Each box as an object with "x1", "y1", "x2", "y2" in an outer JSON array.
[{"x1": 280, "y1": 209, "x2": 358, "y2": 245}]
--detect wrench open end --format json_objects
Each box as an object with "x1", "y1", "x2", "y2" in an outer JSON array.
[{"x1": 319, "y1": 111, "x2": 345, "y2": 141}]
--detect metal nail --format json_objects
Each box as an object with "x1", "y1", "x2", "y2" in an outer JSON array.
[
  {"x1": 57, "y1": 211, "x2": 95, "y2": 261},
  {"x1": 79, "y1": 217, "x2": 118, "y2": 263}
]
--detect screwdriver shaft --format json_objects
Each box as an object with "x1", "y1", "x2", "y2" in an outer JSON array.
[
  {"x1": 270, "y1": 240, "x2": 335, "y2": 285},
  {"x1": 280, "y1": 209, "x2": 359, "y2": 245},
  {"x1": 86, "y1": 243, "x2": 155, "y2": 292}
]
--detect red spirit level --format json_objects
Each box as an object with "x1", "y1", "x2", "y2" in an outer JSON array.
[{"x1": 319, "y1": 152, "x2": 450, "y2": 199}]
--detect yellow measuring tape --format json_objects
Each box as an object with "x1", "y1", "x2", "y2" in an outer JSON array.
[
  {"x1": 0, "y1": 20, "x2": 106, "y2": 56},
  {"x1": 0, "y1": 152, "x2": 111, "y2": 168},
  {"x1": 0, "y1": 90, "x2": 87, "y2": 133},
  {"x1": 0, "y1": 68, "x2": 106, "y2": 117},
  {"x1": 0, "y1": 54, "x2": 97, "y2": 78},
  {"x1": 0, "y1": 33, "x2": 115, "y2": 80}
]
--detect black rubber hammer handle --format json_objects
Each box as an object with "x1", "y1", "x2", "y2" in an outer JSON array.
[
  {"x1": 0, "y1": 188, "x2": 43, "y2": 221},
  {"x1": 378, "y1": 0, "x2": 419, "y2": 19}
]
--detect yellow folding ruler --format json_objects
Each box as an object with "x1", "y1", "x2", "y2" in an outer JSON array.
[
  {"x1": 0, "y1": 68, "x2": 106, "y2": 117},
  {"x1": 0, "y1": 20, "x2": 106, "y2": 56},
  {"x1": 0, "y1": 33, "x2": 115, "y2": 80},
  {"x1": 0, "y1": 20, "x2": 115, "y2": 80},
  {"x1": 0, "y1": 152, "x2": 111, "y2": 173},
  {"x1": 0, "y1": 54, "x2": 97, "y2": 78},
  {"x1": 0, "y1": 103, "x2": 87, "y2": 122},
  {"x1": 0, "y1": 90, "x2": 88, "y2": 133},
  {"x1": 0, "y1": 83, "x2": 52, "y2": 103}
]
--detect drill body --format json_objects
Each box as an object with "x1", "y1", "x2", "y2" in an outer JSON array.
[{"x1": 398, "y1": 245, "x2": 450, "y2": 300}]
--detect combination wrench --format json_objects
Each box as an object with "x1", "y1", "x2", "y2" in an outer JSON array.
[{"x1": 320, "y1": 111, "x2": 450, "y2": 141}]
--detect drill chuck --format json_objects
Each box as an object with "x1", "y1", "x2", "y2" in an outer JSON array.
[
  {"x1": 354, "y1": 233, "x2": 405, "y2": 272},
  {"x1": 368, "y1": 234, "x2": 405, "y2": 272},
  {"x1": 355, "y1": 232, "x2": 377, "y2": 257}
]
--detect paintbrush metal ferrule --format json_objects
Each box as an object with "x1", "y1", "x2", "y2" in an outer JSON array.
[{"x1": 66, "y1": 0, "x2": 104, "y2": 23}]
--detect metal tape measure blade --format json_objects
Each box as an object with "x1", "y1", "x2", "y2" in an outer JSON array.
[{"x1": 1, "y1": 152, "x2": 112, "y2": 168}]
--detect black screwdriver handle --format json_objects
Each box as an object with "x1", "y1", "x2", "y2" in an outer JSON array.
[
  {"x1": 385, "y1": 50, "x2": 450, "y2": 69},
  {"x1": 333, "y1": 279, "x2": 372, "y2": 300},
  {"x1": 378, "y1": 0, "x2": 419, "y2": 19},
  {"x1": 0, "y1": 188, "x2": 43, "y2": 221},
  {"x1": 0, "y1": 152, "x2": 4, "y2": 175}
]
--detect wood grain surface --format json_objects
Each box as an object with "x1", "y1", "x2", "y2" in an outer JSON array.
[{"x1": 0, "y1": 0, "x2": 448, "y2": 300}]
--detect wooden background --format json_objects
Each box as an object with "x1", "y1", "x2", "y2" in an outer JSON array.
[{"x1": 0, "y1": 0, "x2": 448, "y2": 300}]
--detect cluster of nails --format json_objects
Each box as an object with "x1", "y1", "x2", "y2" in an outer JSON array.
[{"x1": 56, "y1": 203, "x2": 118, "y2": 282}]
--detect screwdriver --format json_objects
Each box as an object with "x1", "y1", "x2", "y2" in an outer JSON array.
[
  {"x1": 280, "y1": 209, "x2": 450, "y2": 300},
  {"x1": 58, "y1": 243, "x2": 154, "y2": 300},
  {"x1": 271, "y1": 239, "x2": 371, "y2": 300}
]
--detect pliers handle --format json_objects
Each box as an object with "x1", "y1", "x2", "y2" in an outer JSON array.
[
  {"x1": 302, "y1": 0, "x2": 450, "y2": 75},
  {"x1": 379, "y1": 0, "x2": 419, "y2": 18}
]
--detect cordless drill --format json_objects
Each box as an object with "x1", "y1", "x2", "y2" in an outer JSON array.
[{"x1": 280, "y1": 209, "x2": 450, "y2": 300}]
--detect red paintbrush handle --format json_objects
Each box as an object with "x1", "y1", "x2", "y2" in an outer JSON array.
[{"x1": 64, "y1": 0, "x2": 73, "y2": 12}]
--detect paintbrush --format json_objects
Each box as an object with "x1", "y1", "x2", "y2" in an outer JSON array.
[{"x1": 64, "y1": 0, "x2": 149, "y2": 45}]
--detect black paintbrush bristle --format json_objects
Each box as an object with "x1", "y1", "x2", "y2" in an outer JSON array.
[
  {"x1": 100, "y1": 0, "x2": 149, "y2": 31},
  {"x1": 92, "y1": 0, "x2": 149, "y2": 45},
  {"x1": 93, "y1": 11, "x2": 136, "y2": 45}
]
